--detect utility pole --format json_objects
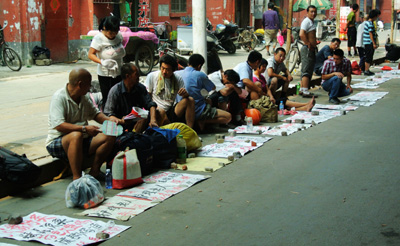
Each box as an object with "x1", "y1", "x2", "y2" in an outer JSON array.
[
  {"x1": 192, "y1": 0, "x2": 207, "y2": 73},
  {"x1": 372, "y1": 0, "x2": 376, "y2": 9},
  {"x1": 336, "y1": 0, "x2": 340, "y2": 38},
  {"x1": 391, "y1": 0, "x2": 394, "y2": 43},
  {"x1": 285, "y1": 0, "x2": 293, "y2": 68}
]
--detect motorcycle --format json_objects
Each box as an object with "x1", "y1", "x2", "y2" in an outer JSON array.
[
  {"x1": 320, "y1": 17, "x2": 336, "y2": 41},
  {"x1": 207, "y1": 19, "x2": 238, "y2": 54},
  {"x1": 206, "y1": 31, "x2": 223, "y2": 74}
]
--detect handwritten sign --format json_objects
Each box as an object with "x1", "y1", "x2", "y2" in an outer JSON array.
[
  {"x1": 347, "y1": 91, "x2": 388, "y2": 102},
  {"x1": 225, "y1": 135, "x2": 272, "y2": 144},
  {"x1": 265, "y1": 123, "x2": 312, "y2": 136},
  {"x1": 79, "y1": 172, "x2": 209, "y2": 220},
  {"x1": 196, "y1": 140, "x2": 265, "y2": 158},
  {"x1": 284, "y1": 110, "x2": 342, "y2": 125},
  {"x1": 314, "y1": 104, "x2": 358, "y2": 111},
  {"x1": 228, "y1": 125, "x2": 271, "y2": 134},
  {"x1": 79, "y1": 196, "x2": 155, "y2": 221},
  {"x1": 0, "y1": 212, "x2": 129, "y2": 246}
]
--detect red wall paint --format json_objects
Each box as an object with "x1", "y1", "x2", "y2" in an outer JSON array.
[{"x1": 68, "y1": 0, "x2": 93, "y2": 40}]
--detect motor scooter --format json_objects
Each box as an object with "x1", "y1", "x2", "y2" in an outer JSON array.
[{"x1": 207, "y1": 19, "x2": 238, "y2": 54}]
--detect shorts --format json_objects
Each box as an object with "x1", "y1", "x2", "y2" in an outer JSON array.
[
  {"x1": 166, "y1": 103, "x2": 185, "y2": 123},
  {"x1": 300, "y1": 46, "x2": 316, "y2": 79},
  {"x1": 46, "y1": 135, "x2": 92, "y2": 160},
  {"x1": 267, "y1": 77, "x2": 285, "y2": 88},
  {"x1": 364, "y1": 44, "x2": 375, "y2": 64},
  {"x1": 198, "y1": 104, "x2": 218, "y2": 121},
  {"x1": 347, "y1": 26, "x2": 357, "y2": 47},
  {"x1": 209, "y1": 91, "x2": 229, "y2": 107},
  {"x1": 264, "y1": 29, "x2": 278, "y2": 46}
]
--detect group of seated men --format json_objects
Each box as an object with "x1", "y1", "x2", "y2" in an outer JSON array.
[{"x1": 46, "y1": 45, "x2": 354, "y2": 180}]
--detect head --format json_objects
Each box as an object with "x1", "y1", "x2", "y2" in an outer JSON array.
[
  {"x1": 352, "y1": 4, "x2": 359, "y2": 12},
  {"x1": 307, "y1": 5, "x2": 317, "y2": 20},
  {"x1": 99, "y1": 16, "x2": 120, "y2": 40},
  {"x1": 256, "y1": 58, "x2": 268, "y2": 74},
  {"x1": 222, "y1": 69, "x2": 240, "y2": 85},
  {"x1": 68, "y1": 68, "x2": 92, "y2": 95},
  {"x1": 274, "y1": 47, "x2": 286, "y2": 64},
  {"x1": 188, "y1": 54, "x2": 205, "y2": 71},
  {"x1": 247, "y1": 50, "x2": 263, "y2": 70},
  {"x1": 121, "y1": 63, "x2": 140, "y2": 88},
  {"x1": 159, "y1": 55, "x2": 178, "y2": 78},
  {"x1": 268, "y1": 2, "x2": 275, "y2": 10},
  {"x1": 368, "y1": 10, "x2": 380, "y2": 21},
  {"x1": 329, "y1": 38, "x2": 341, "y2": 50},
  {"x1": 332, "y1": 49, "x2": 344, "y2": 65}
]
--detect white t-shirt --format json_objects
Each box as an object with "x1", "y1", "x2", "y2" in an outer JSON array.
[
  {"x1": 300, "y1": 17, "x2": 316, "y2": 33},
  {"x1": 356, "y1": 21, "x2": 366, "y2": 48},
  {"x1": 90, "y1": 32, "x2": 126, "y2": 77},
  {"x1": 208, "y1": 70, "x2": 225, "y2": 92},
  {"x1": 46, "y1": 84, "x2": 100, "y2": 146},
  {"x1": 145, "y1": 70, "x2": 185, "y2": 111}
]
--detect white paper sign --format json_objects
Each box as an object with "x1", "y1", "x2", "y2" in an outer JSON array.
[
  {"x1": 228, "y1": 125, "x2": 271, "y2": 134},
  {"x1": 265, "y1": 123, "x2": 312, "y2": 136},
  {"x1": 0, "y1": 212, "x2": 130, "y2": 246},
  {"x1": 347, "y1": 91, "x2": 388, "y2": 102}
]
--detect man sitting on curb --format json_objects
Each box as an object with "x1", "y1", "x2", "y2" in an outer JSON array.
[
  {"x1": 265, "y1": 47, "x2": 293, "y2": 99},
  {"x1": 314, "y1": 38, "x2": 341, "y2": 76},
  {"x1": 104, "y1": 63, "x2": 159, "y2": 132},
  {"x1": 208, "y1": 69, "x2": 243, "y2": 124},
  {"x1": 177, "y1": 54, "x2": 231, "y2": 131},
  {"x1": 145, "y1": 55, "x2": 195, "y2": 128},
  {"x1": 321, "y1": 49, "x2": 353, "y2": 104},
  {"x1": 46, "y1": 68, "x2": 117, "y2": 180}
]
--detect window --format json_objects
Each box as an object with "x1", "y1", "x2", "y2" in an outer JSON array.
[{"x1": 171, "y1": 0, "x2": 186, "y2": 13}]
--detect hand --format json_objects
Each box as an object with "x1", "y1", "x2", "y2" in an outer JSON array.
[
  {"x1": 101, "y1": 59, "x2": 117, "y2": 69},
  {"x1": 335, "y1": 72, "x2": 344, "y2": 78},
  {"x1": 177, "y1": 88, "x2": 189, "y2": 97},
  {"x1": 347, "y1": 85, "x2": 353, "y2": 93},
  {"x1": 86, "y1": 125, "x2": 101, "y2": 137},
  {"x1": 288, "y1": 75, "x2": 293, "y2": 82},
  {"x1": 109, "y1": 117, "x2": 120, "y2": 125},
  {"x1": 373, "y1": 44, "x2": 377, "y2": 49},
  {"x1": 149, "y1": 119, "x2": 158, "y2": 128},
  {"x1": 270, "y1": 96, "x2": 276, "y2": 104}
]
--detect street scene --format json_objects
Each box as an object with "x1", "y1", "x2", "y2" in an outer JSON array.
[{"x1": 1, "y1": 0, "x2": 400, "y2": 245}]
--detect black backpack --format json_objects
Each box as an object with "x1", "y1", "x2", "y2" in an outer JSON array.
[
  {"x1": 0, "y1": 147, "x2": 41, "y2": 184},
  {"x1": 144, "y1": 128, "x2": 177, "y2": 170}
]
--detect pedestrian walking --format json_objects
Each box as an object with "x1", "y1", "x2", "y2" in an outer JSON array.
[{"x1": 262, "y1": 2, "x2": 280, "y2": 56}]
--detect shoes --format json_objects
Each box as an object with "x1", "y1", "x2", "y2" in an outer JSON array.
[
  {"x1": 329, "y1": 97, "x2": 341, "y2": 104},
  {"x1": 267, "y1": 51, "x2": 271, "y2": 56},
  {"x1": 299, "y1": 91, "x2": 318, "y2": 98},
  {"x1": 364, "y1": 70, "x2": 375, "y2": 76}
]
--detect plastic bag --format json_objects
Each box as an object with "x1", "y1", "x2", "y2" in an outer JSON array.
[
  {"x1": 65, "y1": 173, "x2": 104, "y2": 209},
  {"x1": 277, "y1": 31, "x2": 284, "y2": 46},
  {"x1": 160, "y1": 123, "x2": 202, "y2": 151}
]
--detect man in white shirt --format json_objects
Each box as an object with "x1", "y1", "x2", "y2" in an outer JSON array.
[
  {"x1": 46, "y1": 68, "x2": 117, "y2": 180},
  {"x1": 299, "y1": 5, "x2": 318, "y2": 98},
  {"x1": 145, "y1": 55, "x2": 195, "y2": 128}
]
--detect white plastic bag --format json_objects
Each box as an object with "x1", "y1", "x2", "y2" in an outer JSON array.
[{"x1": 65, "y1": 173, "x2": 104, "y2": 209}]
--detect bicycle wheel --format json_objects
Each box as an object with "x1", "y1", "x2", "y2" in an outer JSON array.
[
  {"x1": 253, "y1": 34, "x2": 265, "y2": 51},
  {"x1": 287, "y1": 47, "x2": 299, "y2": 73},
  {"x1": 135, "y1": 44, "x2": 154, "y2": 76},
  {"x1": 3, "y1": 47, "x2": 22, "y2": 71}
]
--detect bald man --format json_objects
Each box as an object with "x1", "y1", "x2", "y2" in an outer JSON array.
[{"x1": 46, "y1": 68, "x2": 117, "y2": 180}]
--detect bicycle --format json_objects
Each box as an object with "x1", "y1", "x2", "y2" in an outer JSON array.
[
  {"x1": 238, "y1": 26, "x2": 264, "y2": 52},
  {"x1": 286, "y1": 26, "x2": 319, "y2": 73},
  {"x1": 0, "y1": 21, "x2": 22, "y2": 71}
]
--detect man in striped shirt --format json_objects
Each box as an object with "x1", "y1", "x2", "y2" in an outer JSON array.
[
  {"x1": 321, "y1": 49, "x2": 353, "y2": 104},
  {"x1": 363, "y1": 10, "x2": 380, "y2": 76}
]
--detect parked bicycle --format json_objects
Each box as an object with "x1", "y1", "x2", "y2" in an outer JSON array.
[
  {"x1": 286, "y1": 26, "x2": 320, "y2": 73},
  {"x1": 0, "y1": 21, "x2": 22, "y2": 71},
  {"x1": 238, "y1": 26, "x2": 264, "y2": 52}
]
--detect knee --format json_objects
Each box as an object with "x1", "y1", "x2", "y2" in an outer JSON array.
[
  {"x1": 68, "y1": 131, "x2": 84, "y2": 143},
  {"x1": 270, "y1": 77, "x2": 278, "y2": 85},
  {"x1": 254, "y1": 81, "x2": 262, "y2": 88}
]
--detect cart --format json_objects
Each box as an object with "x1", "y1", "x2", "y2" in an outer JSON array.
[{"x1": 81, "y1": 26, "x2": 159, "y2": 76}]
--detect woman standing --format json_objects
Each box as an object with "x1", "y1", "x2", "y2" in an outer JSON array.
[{"x1": 88, "y1": 15, "x2": 126, "y2": 108}]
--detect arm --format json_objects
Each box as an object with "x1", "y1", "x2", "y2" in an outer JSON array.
[
  {"x1": 267, "y1": 67, "x2": 287, "y2": 81},
  {"x1": 369, "y1": 31, "x2": 377, "y2": 49},
  {"x1": 55, "y1": 122, "x2": 101, "y2": 137},
  {"x1": 285, "y1": 69, "x2": 293, "y2": 82},
  {"x1": 321, "y1": 72, "x2": 344, "y2": 80},
  {"x1": 219, "y1": 83, "x2": 242, "y2": 96},
  {"x1": 243, "y1": 78, "x2": 264, "y2": 95},
  {"x1": 88, "y1": 47, "x2": 101, "y2": 64}
]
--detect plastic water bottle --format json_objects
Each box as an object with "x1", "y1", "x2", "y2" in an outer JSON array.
[
  {"x1": 279, "y1": 101, "x2": 284, "y2": 116},
  {"x1": 176, "y1": 135, "x2": 187, "y2": 164},
  {"x1": 296, "y1": 82, "x2": 300, "y2": 95},
  {"x1": 246, "y1": 116, "x2": 253, "y2": 131},
  {"x1": 105, "y1": 169, "x2": 112, "y2": 189}
]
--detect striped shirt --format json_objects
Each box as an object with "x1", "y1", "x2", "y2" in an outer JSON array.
[
  {"x1": 321, "y1": 57, "x2": 351, "y2": 84},
  {"x1": 363, "y1": 21, "x2": 375, "y2": 45}
]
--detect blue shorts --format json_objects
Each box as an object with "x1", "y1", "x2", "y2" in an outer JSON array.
[{"x1": 46, "y1": 135, "x2": 93, "y2": 160}]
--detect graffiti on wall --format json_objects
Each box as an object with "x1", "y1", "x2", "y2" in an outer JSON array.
[{"x1": 138, "y1": 0, "x2": 150, "y2": 27}]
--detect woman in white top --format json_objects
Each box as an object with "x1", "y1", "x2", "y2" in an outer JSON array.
[{"x1": 88, "y1": 15, "x2": 126, "y2": 108}]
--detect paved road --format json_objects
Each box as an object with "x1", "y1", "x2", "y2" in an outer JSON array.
[{"x1": 0, "y1": 70, "x2": 399, "y2": 245}]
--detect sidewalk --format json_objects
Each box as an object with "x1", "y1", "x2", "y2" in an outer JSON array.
[{"x1": 0, "y1": 43, "x2": 392, "y2": 198}]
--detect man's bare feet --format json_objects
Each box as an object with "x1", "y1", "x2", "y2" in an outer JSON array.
[{"x1": 306, "y1": 96, "x2": 316, "y2": 112}]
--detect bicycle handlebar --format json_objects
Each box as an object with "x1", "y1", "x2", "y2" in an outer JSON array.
[{"x1": 0, "y1": 21, "x2": 8, "y2": 31}]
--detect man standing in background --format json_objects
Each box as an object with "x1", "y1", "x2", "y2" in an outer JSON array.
[
  {"x1": 346, "y1": 4, "x2": 359, "y2": 57},
  {"x1": 262, "y1": 2, "x2": 280, "y2": 56}
]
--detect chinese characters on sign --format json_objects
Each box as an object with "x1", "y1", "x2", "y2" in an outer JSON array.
[{"x1": 138, "y1": 0, "x2": 150, "y2": 27}]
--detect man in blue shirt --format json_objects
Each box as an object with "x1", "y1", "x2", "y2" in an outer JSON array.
[
  {"x1": 179, "y1": 54, "x2": 231, "y2": 131},
  {"x1": 314, "y1": 38, "x2": 341, "y2": 75}
]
